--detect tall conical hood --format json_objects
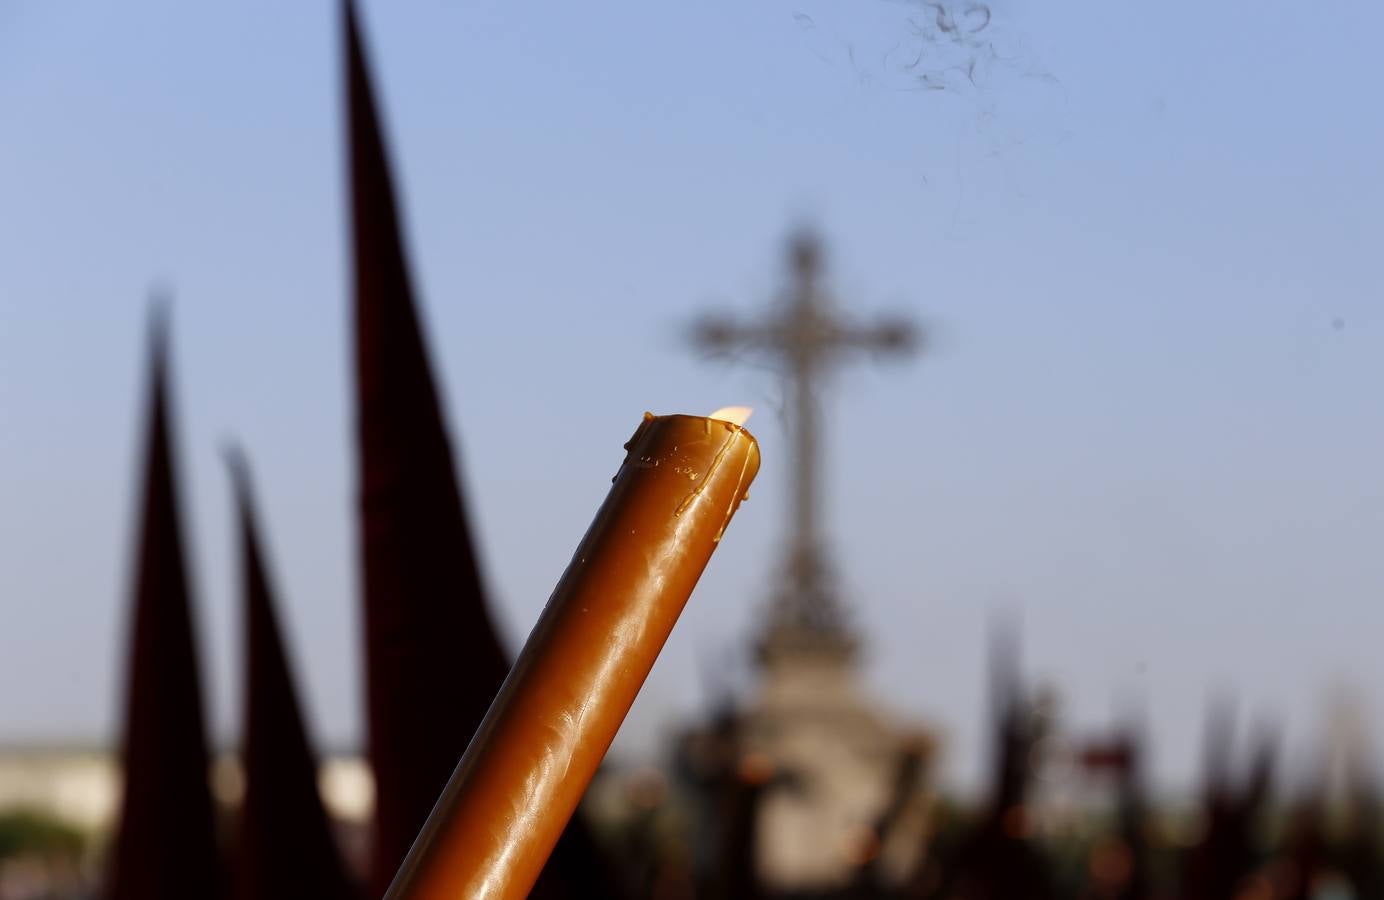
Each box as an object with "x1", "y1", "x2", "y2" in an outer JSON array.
[
  {"x1": 343, "y1": 3, "x2": 509, "y2": 891},
  {"x1": 345, "y1": 8, "x2": 629, "y2": 895},
  {"x1": 229, "y1": 450, "x2": 358, "y2": 900},
  {"x1": 106, "y1": 312, "x2": 224, "y2": 900}
]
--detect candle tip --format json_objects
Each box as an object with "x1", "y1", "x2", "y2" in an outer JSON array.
[{"x1": 707, "y1": 406, "x2": 753, "y2": 427}]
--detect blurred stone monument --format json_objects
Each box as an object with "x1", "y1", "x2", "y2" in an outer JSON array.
[{"x1": 687, "y1": 229, "x2": 936, "y2": 891}]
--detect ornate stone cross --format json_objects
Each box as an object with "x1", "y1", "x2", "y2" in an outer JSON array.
[{"x1": 691, "y1": 229, "x2": 921, "y2": 662}]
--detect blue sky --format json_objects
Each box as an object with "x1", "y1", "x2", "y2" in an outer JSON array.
[{"x1": 2, "y1": 0, "x2": 1382, "y2": 791}]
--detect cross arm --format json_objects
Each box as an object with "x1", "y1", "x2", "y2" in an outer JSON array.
[
  {"x1": 830, "y1": 316, "x2": 923, "y2": 358},
  {"x1": 689, "y1": 314, "x2": 781, "y2": 355}
]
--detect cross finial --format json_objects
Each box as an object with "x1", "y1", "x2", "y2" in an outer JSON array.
[{"x1": 691, "y1": 228, "x2": 922, "y2": 664}]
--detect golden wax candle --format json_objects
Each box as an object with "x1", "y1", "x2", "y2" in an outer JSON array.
[{"x1": 386, "y1": 411, "x2": 760, "y2": 900}]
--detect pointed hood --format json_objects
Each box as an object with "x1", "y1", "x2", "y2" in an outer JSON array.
[
  {"x1": 229, "y1": 450, "x2": 358, "y2": 900},
  {"x1": 1180, "y1": 716, "x2": 1277, "y2": 900},
  {"x1": 909, "y1": 628, "x2": 1055, "y2": 900},
  {"x1": 106, "y1": 311, "x2": 224, "y2": 900},
  {"x1": 344, "y1": 8, "x2": 629, "y2": 895},
  {"x1": 343, "y1": 3, "x2": 509, "y2": 891}
]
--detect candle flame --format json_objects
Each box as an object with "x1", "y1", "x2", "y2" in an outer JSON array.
[{"x1": 708, "y1": 406, "x2": 753, "y2": 427}]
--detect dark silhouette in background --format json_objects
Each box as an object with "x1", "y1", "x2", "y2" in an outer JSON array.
[
  {"x1": 229, "y1": 452, "x2": 359, "y2": 900},
  {"x1": 343, "y1": 3, "x2": 510, "y2": 891},
  {"x1": 1179, "y1": 712, "x2": 1276, "y2": 900},
  {"x1": 345, "y1": 3, "x2": 624, "y2": 897},
  {"x1": 907, "y1": 634, "x2": 1056, "y2": 900},
  {"x1": 105, "y1": 315, "x2": 224, "y2": 900}
]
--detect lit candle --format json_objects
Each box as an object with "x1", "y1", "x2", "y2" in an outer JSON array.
[{"x1": 386, "y1": 408, "x2": 761, "y2": 900}]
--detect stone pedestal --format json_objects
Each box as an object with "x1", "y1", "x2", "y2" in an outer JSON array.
[{"x1": 739, "y1": 642, "x2": 934, "y2": 891}]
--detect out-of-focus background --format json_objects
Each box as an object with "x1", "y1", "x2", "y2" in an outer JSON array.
[{"x1": 3, "y1": 2, "x2": 1382, "y2": 898}]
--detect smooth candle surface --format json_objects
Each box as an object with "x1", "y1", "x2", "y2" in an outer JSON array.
[{"x1": 385, "y1": 412, "x2": 760, "y2": 900}]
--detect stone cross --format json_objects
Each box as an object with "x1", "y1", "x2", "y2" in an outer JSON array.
[{"x1": 692, "y1": 229, "x2": 920, "y2": 661}]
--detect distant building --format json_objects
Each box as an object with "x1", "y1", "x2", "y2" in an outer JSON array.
[{"x1": 0, "y1": 745, "x2": 374, "y2": 835}]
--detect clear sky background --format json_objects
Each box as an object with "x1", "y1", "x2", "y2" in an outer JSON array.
[{"x1": 2, "y1": 0, "x2": 1381, "y2": 794}]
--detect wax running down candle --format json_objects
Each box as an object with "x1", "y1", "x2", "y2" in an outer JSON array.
[{"x1": 385, "y1": 411, "x2": 761, "y2": 900}]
